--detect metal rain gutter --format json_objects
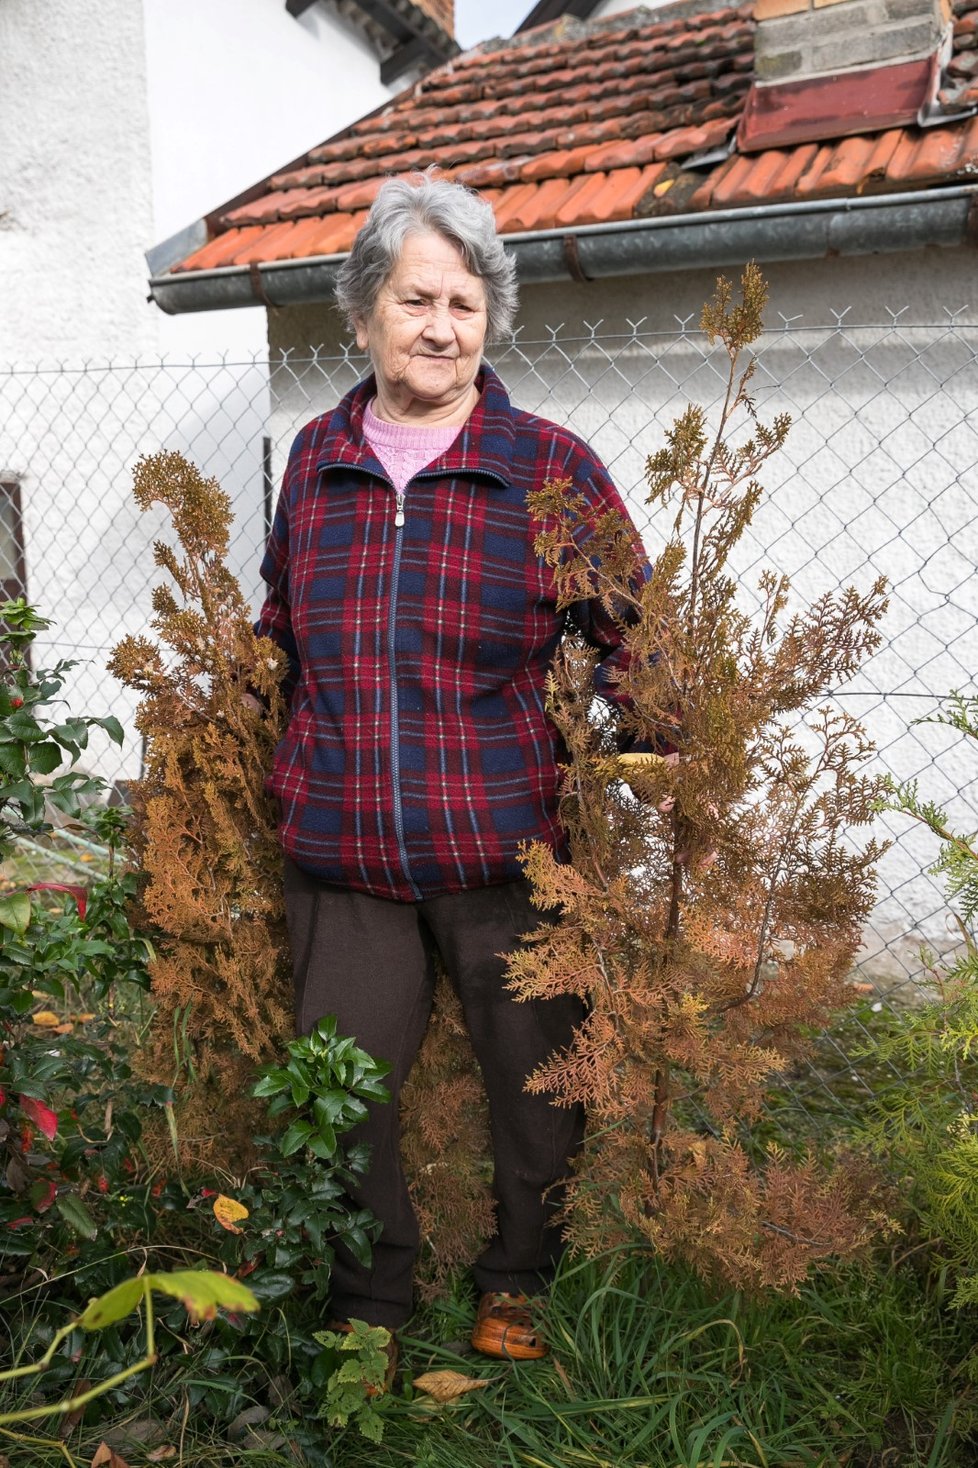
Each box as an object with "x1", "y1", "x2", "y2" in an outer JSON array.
[{"x1": 147, "y1": 185, "x2": 978, "y2": 316}]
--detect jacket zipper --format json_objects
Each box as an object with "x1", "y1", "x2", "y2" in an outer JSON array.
[
  {"x1": 386, "y1": 471, "x2": 446, "y2": 898},
  {"x1": 316, "y1": 457, "x2": 419, "y2": 896},
  {"x1": 386, "y1": 510, "x2": 422, "y2": 899}
]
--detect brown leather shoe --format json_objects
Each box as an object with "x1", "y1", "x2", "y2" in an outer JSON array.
[{"x1": 470, "y1": 1292, "x2": 548, "y2": 1360}]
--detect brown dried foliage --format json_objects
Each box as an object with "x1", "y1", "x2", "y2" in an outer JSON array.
[
  {"x1": 505, "y1": 264, "x2": 892, "y2": 1289},
  {"x1": 399, "y1": 971, "x2": 496, "y2": 1297},
  {"x1": 109, "y1": 453, "x2": 490, "y2": 1246},
  {"x1": 108, "y1": 452, "x2": 291, "y2": 1169}
]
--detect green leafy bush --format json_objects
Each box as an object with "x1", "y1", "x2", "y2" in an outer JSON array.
[
  {"x1": 0, "y1": 604, "x2": 390, "y2": 1454},
  {"x1": 862, "y1": 692, "x2": 978, "y2": 1307}
]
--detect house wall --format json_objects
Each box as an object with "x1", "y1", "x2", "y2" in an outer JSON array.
[
  {"x1": 143, "y1": 0, "x2": 398, "y2": 360},
  {"x1": 263, "y1": 244, "x2": 978, "y2": 976},
  {"x1": 0, "y1": 0, "x2": 396, "y2": 793},
  {"x1": 0, "y1": 0, "x2": 157, "y2": 364}
]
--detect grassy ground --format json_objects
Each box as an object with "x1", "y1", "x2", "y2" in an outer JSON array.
[
  {"x1": 4, "y1": 1244, "x2": 972, "y2": 1468},
  {"x1": 330, "y1": 1249, "x2": 973, "y2": 1468}
]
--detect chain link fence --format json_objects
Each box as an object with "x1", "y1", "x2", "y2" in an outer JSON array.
[{"x1": 2, "y1": 314, "x2": 976, "y2": 1039}]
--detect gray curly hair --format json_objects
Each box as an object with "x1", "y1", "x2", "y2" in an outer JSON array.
[{"x1": 335, "y1": 173, "x2": 518, "y2": 343}]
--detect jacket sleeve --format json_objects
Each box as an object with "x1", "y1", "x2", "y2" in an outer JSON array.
[{"x1": 254, "y1": 440, "x2": 302, "y2": 708}]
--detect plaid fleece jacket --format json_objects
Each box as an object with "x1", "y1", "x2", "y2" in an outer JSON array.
[{"x1": 256, "y1": 363, "x2": 646, "y2": 902}]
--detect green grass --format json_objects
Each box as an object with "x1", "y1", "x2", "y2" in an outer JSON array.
[
  {"x1": 320, "y1": 1247, "x2": 976, "y2": 1468},
  {"x1": 2, "y1": 1246, "x2": 974, "y2": 1467}
]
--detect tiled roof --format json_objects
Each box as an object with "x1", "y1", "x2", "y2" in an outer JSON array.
[{"x1": 168, "y1": 0, "x2": 978, "y2": 278}]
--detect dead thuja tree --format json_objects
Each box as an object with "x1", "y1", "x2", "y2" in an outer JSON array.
[
  {"x1": 506, "y1": 265, "x2": 891, "y2": 1289},
  {"x1": 109, "y1": 453, "x2": 291, "y2": 1170}
]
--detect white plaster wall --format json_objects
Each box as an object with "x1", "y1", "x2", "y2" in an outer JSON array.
[
  {"x1": 591, "y1": 0, "x2": 681, "y2": 21},
  {"x1": 143, "y1": 0, "x2": 398, "y2": 360},
  {"x1": 264, "y1": 245, "x2": 978, "y2": 979},
  {"x1": 0, "y1": 0, "x2": 157, "y2": 364},
  {"x1": 0, "y1": 0, "x2": 397, "y2": 791}
]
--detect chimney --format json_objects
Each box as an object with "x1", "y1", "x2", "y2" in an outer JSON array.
[
  {"x1": 412, "y1": 0, "x2": 455, "y2": 38},
  {"x1": 753, "y1": 0, "x2": 949, "y2": 84},
  {"x1": 740, "y1": 0, "x2": 963, "y2": 149}
]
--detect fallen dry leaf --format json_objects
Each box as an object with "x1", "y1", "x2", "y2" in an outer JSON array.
[
  {"x1": 213, "y1": 1193, "x2": 249, "y2": 1233},
  {"x1": 90, "y1": 1444, "x2": 131, "y2": 1468},
  {"x1": 413, "y1": 1369, "x2": 492, "y2": 1402},
  {"x1": 31, "y1": 1010, "x2": 62, "y2": 1027},
  {"x1": 146, "y1": 1448, "x2": 178, "y2": 1462}
]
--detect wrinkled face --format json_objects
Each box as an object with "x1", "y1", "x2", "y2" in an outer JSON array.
[{"x1": 355, "y1": 230, "x2": 488, "y2": 417}]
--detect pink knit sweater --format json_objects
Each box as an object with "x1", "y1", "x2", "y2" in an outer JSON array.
[{"x1": 363, "y1": 400, "x2": 463, "y2": 500}]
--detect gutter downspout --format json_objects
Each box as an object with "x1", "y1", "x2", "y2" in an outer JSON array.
[{"x1": 147, "y1": 185, "x2": 978, "y2": 315}]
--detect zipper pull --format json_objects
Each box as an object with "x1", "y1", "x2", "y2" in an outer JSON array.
[{"x1": 394, "y1": 492, "x2": 405, "y2": 528}]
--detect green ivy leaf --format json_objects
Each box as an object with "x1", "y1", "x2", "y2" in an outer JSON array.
[
  {"x1": 28, "y1": 741, "x2": 64, "y2": 775},
  {"x1": 247, "y1": 1269, "x2": 295, "y2": 1303},
  {"x1": 77, "y1": 1276, "x2": 145, "y2": 1330},
  {"x1": 4, "y1": 709, "x2": 45, "y2": 742},
  {"x1": 55, "y1": 1192, "x2": 99, "y2": 1240},
  {"x1": 93, "y1": 715, "x2": 125, "y2": 747},
  {"x1": 279, "y1": 1119, "x2": 314, "y2": 1156},
  {"x1": 0, "y1": 891, "x2": 31, "y2": 934},
  {"x1": 0, "y1": 743, "x2": 27, "y2": 779},
  {"x1": 145, "y1": 1269, "x2": 259, "y2": 1319}
]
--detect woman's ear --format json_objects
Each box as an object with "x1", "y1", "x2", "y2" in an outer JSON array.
[{"x1": 353, "y1": 316, "x2": 369, "y2": 353}]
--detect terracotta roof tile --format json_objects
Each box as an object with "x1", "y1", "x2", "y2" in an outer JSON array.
[
  {"x1": 886, "y1": 123, "x2": 961, "y2": 184},
  {"x1": 233, "y1": 220, "x2": 316, "y2": 264},
  {"x1": 224, "y1": 189, "x2": 305, "y2": 226},
  {"x1": 454, "y1": 156, "x2": 539, "y2": 187},
  {"x1": 554, "y1": 171, "x2": 610, "y2": 227},
  {"x1": 584, "y1": 135, "x2": 663, "y2": 172},
  {"x1": 160, "y1": 0, "x2": 978, "y2": 280},
  {"x1": 500, "y1": 176, "x2": 576, "y2": 232},
  {"x1": 333, "y1": 176, "x2": 387, "y2": 212},
  {"x1": 703, "y1": 150, "x2": 757, "y2": 208},
  {"x1": 490, "y1": 182, "x2": 543, "y2": 231},
  {"x1": 584, "y1": 166, "x2": 666, "y2": 224},
  {"x1": 279, "y1": 185, "x2": 340, "y2": 220},
  {"x1": 794, "y1": 132, "x2": 903, "y2": 197},
  {"x1": 739, "y1": 143, "x2": 820, "y2": 201},
  {"x1": 654, "y1": 118, "x2": 736, "y2": 160},
  {"x1": 519, "y1": 144, "x2": 600, "y2": 182},
  {"x1": 173, "y1": 226, "x2": 267, "y2": 273}
]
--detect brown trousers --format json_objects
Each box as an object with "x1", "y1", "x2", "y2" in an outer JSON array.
[{"x1": 283, "y1": 858, "x2": 585, "y2": 1328}]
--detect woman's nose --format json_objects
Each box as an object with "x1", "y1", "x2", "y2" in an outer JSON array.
[{"x1": 421, "y1": 305, "x2": 454, "y2": 343}]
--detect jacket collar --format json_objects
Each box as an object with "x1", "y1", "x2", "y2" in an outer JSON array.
[{"x1": 314, "y1": 363, "x2": 515, "y2": 488}]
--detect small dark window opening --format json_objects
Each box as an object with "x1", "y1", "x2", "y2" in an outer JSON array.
[
  {"x1": 0, "y1": 478, "x2": 28, "y2": 672},
  {"x1": 0, "y1": 479, "x2": 27, "y2": 604}
]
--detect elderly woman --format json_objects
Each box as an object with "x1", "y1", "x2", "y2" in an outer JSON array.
[{"x1": 255, "y1": 174, "x2": 645, "y2": 1367}]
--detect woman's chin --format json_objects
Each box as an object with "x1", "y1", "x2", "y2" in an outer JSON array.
[{"x1": 400, "y1": 372, "x2": 474, "y2": 411}]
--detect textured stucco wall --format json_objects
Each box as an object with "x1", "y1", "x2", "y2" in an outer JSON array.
[
  {"x1": 0, "y1": 0, "x2": 157, "y2": 364},
  {"x1": 0, "y1": 0, "x2": 397, "y2": 789},
  {"x1": 143, "y1": 0, "x2": 397, "y2": 360}
]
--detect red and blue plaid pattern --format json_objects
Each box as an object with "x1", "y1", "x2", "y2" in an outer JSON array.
[{"x1": 256, "y1": 364, "x2": 645, "y2": 901}]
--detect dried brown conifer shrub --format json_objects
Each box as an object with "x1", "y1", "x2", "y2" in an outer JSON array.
[
  {"x1": 109, "y1": 453, "x2": 490, "y2": 1246},
  {"x1": 108, "y1": 453, "x2": 291, "y2": 1169},
  {"x1": 399, "y1": 970, "x2": 495, "y2": 1298},
  {"x1": 506, "y1": 264, "x2": 892, "y2": 1289}
]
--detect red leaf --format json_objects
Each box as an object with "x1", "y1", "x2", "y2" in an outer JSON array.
[
  {"x1": 20, "y1": 1095, "x2": 58, "y2": 1141},
  {"x1": 31, "y1": 1177, "x2": 57, "y2": 1213},
  {"x1": 28, "y1": 882, "x2": 88, "y2": 920}
]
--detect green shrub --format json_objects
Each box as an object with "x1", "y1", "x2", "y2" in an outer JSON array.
[{"x1": 861, "y1": 692, "x2": 978, "y2": 1306}]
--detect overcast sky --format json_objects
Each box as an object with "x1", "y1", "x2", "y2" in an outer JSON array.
[{"x1": 454, "y1": 0, "x2": 535, "y2": 48}]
